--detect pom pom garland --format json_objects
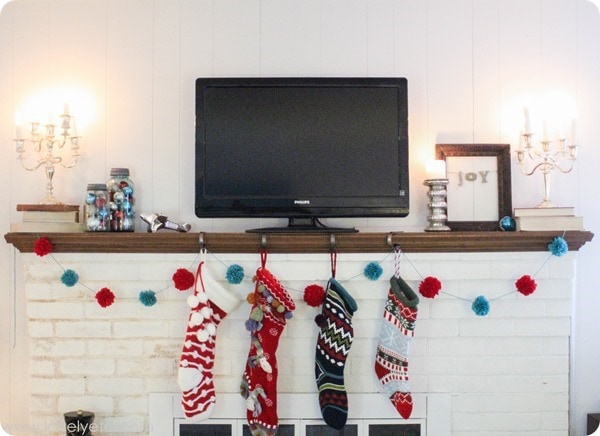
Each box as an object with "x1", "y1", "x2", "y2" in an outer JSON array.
[
  {"x1": 96, "y1": 287, "x2": 115, "y2": 308},
  {"x1": 61, "y1": 269, "x2": 79, "y2": 287},
  {"x1": 226, "y1": 264, "x2": 245, "y2": 284},
  {"x1": 27, "y1": 236, "x2": 565, "y2": 314},
  {"x1": 548, "y1": 236, "x2": 569, "y2": 257},
  {"x1": 139, "y1": 290, "x2": 157, "y2": 307},
  {"x1": 172, "y1": 268, "x2": 195, "y2": 291},
  {"x1": 33, "y1": 237, "x2": 53, "y2": 257},
  {"x1": 419, "y1": 276, "x2": 442, "y2": 298},
  {"x1": 515, "y1": 275, "x2": 537, "y2": 296},
  {"x1": 472, "y1": 295, "x2": 490, "y2": 316},
  {"x1": 363, "y1": 261, "x2": 383, "y2": 281},
  {"x1": 303, "y1": 284, "x2": 326, "y2": 307}
]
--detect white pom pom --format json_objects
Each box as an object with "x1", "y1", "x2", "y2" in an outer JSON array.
[
  {"x1": 200, "y1": 306, "x2": 212, "y2": 319},
  {"x1": 196, "y1": 329, "x2": 209, "y2": 342},
  {"x1": 189, "y1": 311, "x2": 204, "y2": 326},
  {"x1": 187, "y1": 295, "x2": 200, "y2": 308},
  {"x1": 206, "y1": 322, "x2": 217, "y2": 336},
  {"x1": 197, "y1": 292, "x2": 208, "y2": 304}
]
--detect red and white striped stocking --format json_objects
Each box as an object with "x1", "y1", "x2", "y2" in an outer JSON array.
[{"x1": 178, "y1": 261, "x2": 241, "y2": 421}]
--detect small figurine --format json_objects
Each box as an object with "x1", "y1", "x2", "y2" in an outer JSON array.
[{"x1": 140, "y1": 213, "x2": 191, "y2": 233}]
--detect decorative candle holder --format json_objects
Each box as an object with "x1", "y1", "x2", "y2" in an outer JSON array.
[
  {"x1": 423, "y1": 178, "x2": 451, "y2": 232},
  {"x1": 14, "y1": 108, "x2": 81, "y2": 204},
  {"x1": 516, "y1": 132, "x2": 578, "y2": 208}
]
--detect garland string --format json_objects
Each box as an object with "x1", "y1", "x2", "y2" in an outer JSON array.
[{"x1": 29, "y1": 234, "x2": 569, "y2": 315}]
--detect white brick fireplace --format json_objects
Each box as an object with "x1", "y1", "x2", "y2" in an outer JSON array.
[{"x1": 15, "y1": 248, "x2": 576, "y2": 435}]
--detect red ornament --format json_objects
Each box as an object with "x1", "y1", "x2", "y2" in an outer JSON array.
[
  {"x1": 173, "y1": 268, "x2": 195, "y2": 291},
  {"x1": 419, "y1": 276, "x2": 442, "y2": 298},
  {"x1": 33, "y1": 237, "x2": 53, "y2": 257},
  {"x1": 304, "y1": 284, "x2": 326, "y2": 307},
  {"x1": 96, "y1": 287, "x2": 115, "y2": 308},
  {"x1": 515, "y1": 274, "x2": 537, "y2": 296}
]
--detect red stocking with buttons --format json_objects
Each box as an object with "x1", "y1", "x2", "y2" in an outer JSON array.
[{"x1": 241, "y1": 252, "x2": 295, "y2": 436}]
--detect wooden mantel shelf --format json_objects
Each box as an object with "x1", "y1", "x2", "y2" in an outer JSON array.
[{"x1": 3, "y1": 230, "x2": 594, "y2": 254}]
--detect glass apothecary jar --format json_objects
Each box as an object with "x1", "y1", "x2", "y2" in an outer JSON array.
[
  {"x1": 107, "y1": 168, "x2": 135, "y2": 231},
  {"x1": 84, "y1": 184, "x2": 110, "y2": 232}
]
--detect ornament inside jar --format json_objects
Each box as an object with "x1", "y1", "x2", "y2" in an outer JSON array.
[
  {"x1": 107, "y1": 167, "x2": 135, "y2": 231},
  {"x1": 84, "y1": 183, "x2": 110, "y2": 232}
]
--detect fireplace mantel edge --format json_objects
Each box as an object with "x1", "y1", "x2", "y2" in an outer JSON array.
[{"x1": 3, "y1": 230, "x2": 594, "y2": 254}]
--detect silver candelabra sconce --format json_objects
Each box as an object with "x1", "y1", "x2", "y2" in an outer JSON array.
[
  {"x1": 516, "y1": 109, "x2": 578, "y2": 208},
  {"x1": 14, "y1": 105, "x2": 81, "y2": 204}
]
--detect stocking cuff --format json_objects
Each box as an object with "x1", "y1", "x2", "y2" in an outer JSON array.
[
  {"x1": 390, "y1": 276, "x2": 419, "y2": 308},
  {"x1": 202, "y1": 263, "x2": 242, "y2": 314},
  {"x1": 256, "y1": 267, "x2": 296, "y2": 312}
]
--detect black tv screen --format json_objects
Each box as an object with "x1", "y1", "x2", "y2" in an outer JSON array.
[{"x1": 195, "y1": 77, "x2": 409, "y2": 231}]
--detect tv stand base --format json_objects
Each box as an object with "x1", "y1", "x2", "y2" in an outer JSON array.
[{"x1": 246, "y1": 217, "x2": 358, "y2": 234}]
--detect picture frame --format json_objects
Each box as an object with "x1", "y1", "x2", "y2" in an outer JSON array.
[{"x1": 435, "y1": 143, "x2": 512, "y2": 231}]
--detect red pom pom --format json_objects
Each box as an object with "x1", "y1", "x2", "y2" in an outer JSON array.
[
  {"x1": 515, "y1": 274, "x2": 537, "y2": 296},
  {"x1": 304, "y1": 284, "x2": 326, "y2": 307},
  {"x1": 419, "y1": 276, "x2": 442, "y2": 298},
  {"x1": 96, "y1": 287, "x2": 115, "y2": 308},
  {"x1": 33, "y1": 237, "x2": 53, "y2": 257},
  {"x1": 173, "y1": 268, "x2": 195, "y2": 291}
]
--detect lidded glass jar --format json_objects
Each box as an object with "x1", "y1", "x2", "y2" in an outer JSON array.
[
  {"x1": 107, "y1": 167, "x2": 135, "y2": 231},
  {"x1": 84, "y1": 184, "x2": 110, "y2": 232}
]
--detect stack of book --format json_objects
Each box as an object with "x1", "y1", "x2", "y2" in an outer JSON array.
[
  {"x1": 11, "y1": 204, "x2": 83, "y2": 232},
  {"x1": 514, "y1": 207, "x2": 584, "y2": 231}
]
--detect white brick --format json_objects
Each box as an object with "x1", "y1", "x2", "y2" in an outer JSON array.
[
  {"x1": 58, "y1": 396, "x2": 115, "y2": 415},
  {"x1": 28, "y1": 321, "x2": 54, "y2": 337},
  {"x1": 27, "y1": 302, "x2": 85, "y2": 319},
  {"x1": 30, "y1": 359, "x2": 56, "y2": 376},
  {"x1": 87, "y1": 339, "x2": 144, "y2": 357},
  {"x1": 459, "y1": 318, "x2": 515, "y2": 336},
  {"x1": 29, "y1": 377, "x2": 85, "y2": 395},
  {"x1": 86, "y1": 377, "x2": 144, "y2": 395},
  {"x1": 55, "y1": 321, "x2": 111, "y2": 337},
  {"x1": 115, "y1": 358, "x2": 175, "y2": 376},
  {"x1": 30, "y1": 339, "x2": 86, "y2": 357},
  {"x1": 116, "y1": 396, "x2": 148, "y2": 415},
  {"x1": 113, "y1": 321, "x2": 170, "y2": 338},
  {"x1": 94, "y1": 415, "x2": 146, "y2": 433},
  {"x1": 60, "y1": 358, "x2": 115, "y2": 375},
  {"x1": 515, "y1": 318, "x2": 571, "y2": 336}
]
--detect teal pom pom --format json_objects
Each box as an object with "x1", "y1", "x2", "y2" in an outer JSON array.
[
  {"x1": 472, "y1": 295, "x2": 490, "y2": 316},
  {"x1": 226, "y1": 264, "x2": 245, "y2": 284},
  {"x1": 548, "y1": 236, "x2": 568, "y2": 257},
  {"x1": 363, "y1": 261, "x2": 383, "y2": 281},
  {"x1": 139, "y1": 290, "x2": 157, "y2": 307},
  {"x1": 61, "y1": 269, "x2": 79, "y2": 287}
]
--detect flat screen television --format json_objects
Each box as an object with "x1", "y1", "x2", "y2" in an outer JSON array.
[{"x1": 195, "y1": 77, "x2": 409, "y2": 232}]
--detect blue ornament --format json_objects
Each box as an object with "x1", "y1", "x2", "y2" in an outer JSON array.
[
  {"x1": 139, "y1": 290, "x2": 157, "y2": 307},
  {"x1": 61, "y1": 269, "x2": 79, "y2": 287},
  {"x1": 85, "y1": 193, "x2": 96, "y2": 205},
  {"x1": 548, "y1": 236, "x2": 568, "y2": 257},
  {"x1": 123, "y1": 186, "x2": 134, "y2": 196},
  {"x1": 363, "y1": 261, "x2": 383, "y2": 281},
  {"x1": 499, "y1": 216, "x2": 516, "y2": 231},
  {"x1": 226, "y1": 264, "x2": 245, "y2": 284},
  {"x1": 472, "y1": 295, "x2": 490, "y2": 316}
]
